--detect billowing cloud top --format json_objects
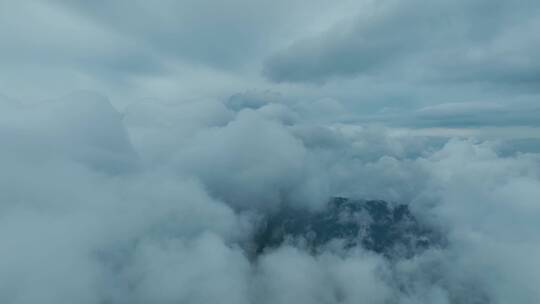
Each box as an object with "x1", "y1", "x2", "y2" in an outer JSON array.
[{"x1": 1, "y1": 1, "x2": 540, "y2": 304}]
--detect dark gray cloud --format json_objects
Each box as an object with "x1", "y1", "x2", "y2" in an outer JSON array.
[{"x1": 263, "y1": 0, "x2": 540, "y2": 87}]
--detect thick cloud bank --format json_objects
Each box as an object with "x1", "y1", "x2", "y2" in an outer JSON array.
[{"x1": 1, "y1": 91, "x2": 539, "y2": 304}]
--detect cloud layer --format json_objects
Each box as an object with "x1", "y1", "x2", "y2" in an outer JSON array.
[{"x1": 1, "y1": 91, "x2": 540, "y2": 303}]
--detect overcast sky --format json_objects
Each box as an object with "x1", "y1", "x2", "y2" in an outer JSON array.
[{"x1": 1, "y1": 0, "x2": 539, "y2": 134}]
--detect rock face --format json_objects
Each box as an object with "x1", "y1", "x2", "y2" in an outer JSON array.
[{"x1": 254, "y1": 197, "x2": 440, "y2": 258}]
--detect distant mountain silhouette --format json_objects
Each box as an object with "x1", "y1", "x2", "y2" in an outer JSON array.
[{"x1": 254, "y1": 197, "x2": 442, "y2": 258}]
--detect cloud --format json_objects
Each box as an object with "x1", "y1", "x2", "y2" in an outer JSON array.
[
  {"x1": 253, "y1": 246, "x2": 392, "y2": 304},
  {"x1": 263, "y1": 0, "x2": 540, "y2": 86},
  {"x1": 56, "y1": 0, "x2": 352, "y2": 71},
  {"x1": 1, "y1": 90, "x2": 540, "y2": 303},
  {"x1": 412, "y1": 139, "x2": 540, "y2": 302},
  {"x1": 1, "y1": 0, "x2": 540, "y2": 302},
  {"x1": 126, "y1": 233, "x2": 251, "y2": 304},
  {"x1": 225, "y1": 91, "x2": 283, "y2": 111},
  {"x1": 2, "y1": 0, "x2": 538, "y2": 133},
  {"x1": 410, "y1": 101, "x2": 540, "y2": 128},
  {"x1": 0, "y1": 91, "x2": 137, "y2": 174}
]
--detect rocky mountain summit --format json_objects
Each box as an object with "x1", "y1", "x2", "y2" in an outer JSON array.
[{"x1": 254, "y1": 197, "x2": 441, "y2": 258}]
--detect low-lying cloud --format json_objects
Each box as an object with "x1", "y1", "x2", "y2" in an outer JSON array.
[{"x1": 1, "y1": 90, "x2": 539, "y2": 303}]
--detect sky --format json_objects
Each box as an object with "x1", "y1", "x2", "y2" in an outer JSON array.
[
  {"x1": 1, "y1": 1, "x2": 540, "y2": 303},
  {"x1": 2, "y1": 0, "x2": 540, "y2": 134}
]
